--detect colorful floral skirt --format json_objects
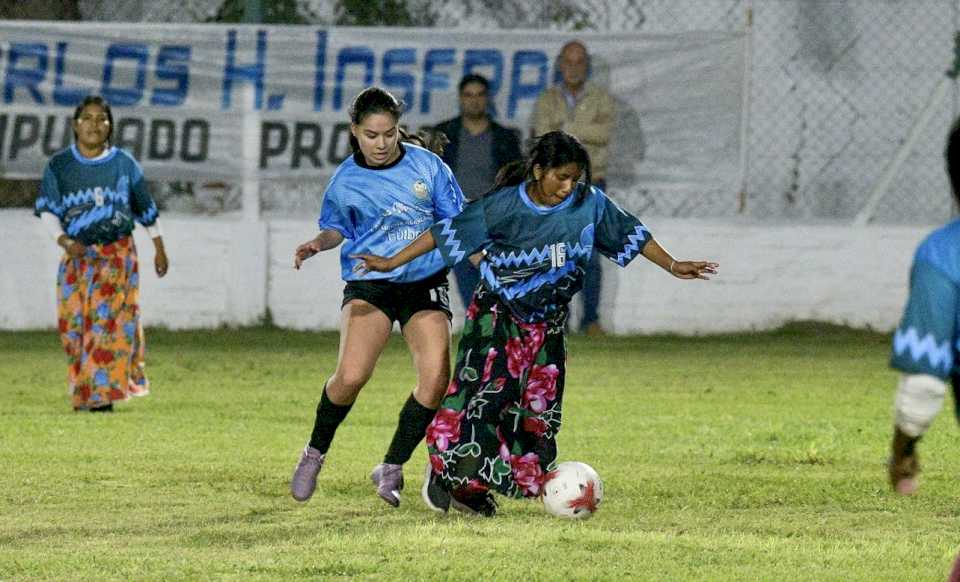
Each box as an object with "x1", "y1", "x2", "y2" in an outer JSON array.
[
  {"x1": 57, "y1": 236, "x2": 148, "y2": 411},
  {"x1": 425, "y1": 287, "x2": 567, "y2": 499}
]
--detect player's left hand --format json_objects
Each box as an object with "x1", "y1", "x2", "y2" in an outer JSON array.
[
  {"x1": 351, "y1": 254, "x2": 393, "y2": 275},
  {"x1": 671, "y1": 260, "x2": 718, "y2": 280}
]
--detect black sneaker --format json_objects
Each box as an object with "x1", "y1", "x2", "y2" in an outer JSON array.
[
  {"x1": 451, "y1": 492, "x2": 498, "y2": 517},
  {"x1": 421, "y1": 464, "x2": 450, "y2": 513}
]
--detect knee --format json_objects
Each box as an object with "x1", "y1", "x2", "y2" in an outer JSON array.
[{"x1": 331, "y1": 370, "x2": 371, "y2": 394}]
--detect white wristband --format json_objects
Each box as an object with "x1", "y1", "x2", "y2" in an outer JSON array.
[
  {"x1": 145, "y1": 220, "x2": 163, "y2": 239},
  {"x1": 669, "y1": 260, "x2": 677, "y2": 275}
]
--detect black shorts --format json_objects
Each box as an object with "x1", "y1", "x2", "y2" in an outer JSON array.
[{"x1": 342, "y1": 269, "x2": 452, "y2": 328}]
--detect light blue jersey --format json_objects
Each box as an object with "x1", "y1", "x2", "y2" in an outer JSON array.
[
  {"x1": 34, "y1": 145, "x2": 158, "y2": 244},
  {"x1": 430, "y1": 182, "x2": 650, "y2": 322},
  {"x1": 891, "y1": 218, "x2": 960, "y2": 379},
  {"x1": 319, "y1": 144, "x2": 464, "y2": 283}
]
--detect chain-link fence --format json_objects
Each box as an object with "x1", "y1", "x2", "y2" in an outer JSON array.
[{"x1": 7, "y1": 0, "x2": 960, "y2": 223}]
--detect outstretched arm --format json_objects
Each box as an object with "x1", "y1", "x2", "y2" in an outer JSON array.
[
  {"x1": 294, "y1": 229, "x2": 344, "y2": 269},
  {"x1": 641, "y1": 239, "x2": 718, "y2": 280},
  {"x1": 352, "y1": 230, "x2": 438, "y2": 275}
]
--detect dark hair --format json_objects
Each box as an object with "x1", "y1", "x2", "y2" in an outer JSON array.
[
  {"x1": 72, "y1": 95, "x2": 114, "y2": 144},
  {"x1": 399, "y1": 127, "x2": 426, "y2": 148},
  {"x1": 348, "y1": 87, "x2": 403, "y2": 153},
  {"x1": 416, "y1": 127, "x2": 450, "y2": 156},
  {"x1": 492, "y1": 131, "x2": 592, "y2": 201},
  {"x1": 458, "y1": 73, "x2": 490, "y2": 94},
  {"x1": 947, "y1": 117, "x2": 960, "y2": 204}
]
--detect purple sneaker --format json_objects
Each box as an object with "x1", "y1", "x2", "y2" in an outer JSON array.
[
  {"x1": 370, "y1": 463, "x2": 404, "y2": 507},
  {"x1": 290, "y1": 445, "x2": 325, "y2": 502}
]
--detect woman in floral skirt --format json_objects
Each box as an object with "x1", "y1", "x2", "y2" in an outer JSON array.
[
  {"x1": 35, "y1": 95, "x2": 168, "y2": 412},
  {"x1": 354, "y1": 131, "x2": 718, "y2": 516}
]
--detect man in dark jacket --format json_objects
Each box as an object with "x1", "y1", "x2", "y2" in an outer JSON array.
[{"x1": 434, "y1": 73, "x2": 522, "y2": 309}]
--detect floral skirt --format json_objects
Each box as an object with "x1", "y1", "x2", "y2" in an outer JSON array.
[
  {"x1": 425, "y1": 288, "x2": 567, "y2": 499},
  {"x1": 57, "y1": 236, "x2": 148, "y2": 410}
]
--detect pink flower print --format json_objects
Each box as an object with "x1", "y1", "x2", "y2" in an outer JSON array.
[
  {"x1": 429, "y1": 454, "x2": 445, "y2": 474},
  {"x1": 511, "y1": 452, "x2": 544, "y2": 496},
  {"x1": 466, "y1": 299, "x2": 479, "y2": 321},
  {"x1": 506, "y1": 336, "x2": 533, "y2": 378},
  {"x1": 523, "y1": 364, "x2": 559, "y2": 413},
  {"x1": 426, "y1": 408, "x2": 463, "y2": 452},
  {"x1": 482, "y1": 347, "x2": 498, "y2": 382},
  {"x1": 518, "y1": 321, "x2": 547, "y2": 359}
]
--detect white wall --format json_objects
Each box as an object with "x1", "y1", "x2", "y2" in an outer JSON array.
[{"x1": 1, "y1": 211, "x2": 929, "y2": 334}]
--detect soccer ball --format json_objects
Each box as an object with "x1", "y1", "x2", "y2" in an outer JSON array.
[{"x1": 541, "y1": 461, "x2": 603, "y2": 519}]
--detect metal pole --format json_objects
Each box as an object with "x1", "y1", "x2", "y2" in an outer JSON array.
[{"x1": 737, "y1": 0, "x2": 753, "y2": 214}]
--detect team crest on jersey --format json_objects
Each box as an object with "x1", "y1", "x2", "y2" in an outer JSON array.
[{"x1": 412, "y1": 179, "x2": 429, "y2": 199}]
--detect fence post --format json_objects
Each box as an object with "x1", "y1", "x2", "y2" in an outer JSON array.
[
  {"x1": 241, "y1": 84, "x2": 261, "y2": 221},
  {"x1": 737, "y1": 0, "x2": 754, "y2": 214}
]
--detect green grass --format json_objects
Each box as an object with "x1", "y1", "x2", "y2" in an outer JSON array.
[{"x1": 1, "y1": 323, "x2": 959, "y2": 581}]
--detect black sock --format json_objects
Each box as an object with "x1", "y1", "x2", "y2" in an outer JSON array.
[
  {"x1": 90, "y1": 404, "x2": 114, "y2": 413},
  {"x1": 384, "y1": 394, "x2": 437, "y2": 465},
  {"x1": 308, "y1": 385, "x2": 353, "y2": 454}
]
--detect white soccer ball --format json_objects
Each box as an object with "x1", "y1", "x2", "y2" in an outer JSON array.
[{"x1": 541, "y1": 461, "x2": 603, "y2": 519}]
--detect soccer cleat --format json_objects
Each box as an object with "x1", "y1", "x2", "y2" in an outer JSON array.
[
  {"x1": 888, "y1": 426, "x2": 920, "y2": 495},
  {"x1": 421, "y1": 463, "x2": 451, "y2": 513},
  {"x1": 451, "y1": 491, "x2": 498, "y2": 518},
  {"x1": 290, "y1": 445, "x2": 325, "y2": 502},
  {"x1": 370, "y1": 463, "x2": 404, "y2": 507}
]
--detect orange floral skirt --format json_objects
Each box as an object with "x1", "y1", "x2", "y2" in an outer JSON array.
[{"x1": 56, "y1": 236, "x2": 149, "y2": 410}]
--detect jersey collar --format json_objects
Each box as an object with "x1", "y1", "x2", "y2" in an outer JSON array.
[{"x1": 518, "y1": 181, "x2": 577, "y2": 215}]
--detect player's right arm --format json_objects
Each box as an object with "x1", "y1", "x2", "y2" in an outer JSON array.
[{"x1": 294, "y1": 229, "x2": 344, "y2": 270}]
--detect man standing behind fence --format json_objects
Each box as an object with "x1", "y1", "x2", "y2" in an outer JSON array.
[
  {"x1": 533, "y1": 40, "x2": 615, "y2": 336},
  {"x1": 434, "y1": 74, "x2": 522, "y2": 310}
]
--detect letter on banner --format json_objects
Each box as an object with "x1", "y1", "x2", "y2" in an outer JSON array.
[
  {"x1": 463, "y1": 49, "x2": 504, "y2": 97},
  {"x1": 4, "y1": 43, "x2": 48, "y2": 104},
  {"x1": 53, "y1": 42, "x2": 84, "y2": 107},
  {"x1": 334, "y1": 47, "x2": 375, "y2": 110},
  {"x1": 421, "y1": 48, "x2": 454, "y2": 114},
  {"x1": 102, "y1": 43, "x2": 149, "y2": 106},
  {"x1": 314, "y1": 30, "x2": 327, "y2": 111},
  {"x1": 509, "y1": 50, "x2": 548, "y2": 118},
  {"x1": 382, "y1": 48, "x2": 416, "y2": 113},
  {"x1": 222, "y1": 30, "x2": 266, "y2": 110},
  {"x1": 152, "y1": 45, "x2": 191, "y2": 106}
]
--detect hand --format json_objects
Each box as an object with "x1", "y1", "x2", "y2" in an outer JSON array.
[
  {"x1": 294, "y1": 238, "x2": 323, "y2": 270},
  {"x1": 155, "y1": 248, "x2": 169, "y2": 278},
  {"x1": 350, "y1": 254, "x2": 394, "y2": 275},
  {"x1": 58, "y1": 235, "x2": 86, "y2": 259},
  {"x1": 670, "y1": 260, "x2": 719, "y2": 280}
]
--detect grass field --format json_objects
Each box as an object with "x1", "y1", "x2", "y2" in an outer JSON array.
[{"x1": 2, "y1": 323, "x2": 959, "y2": 580}]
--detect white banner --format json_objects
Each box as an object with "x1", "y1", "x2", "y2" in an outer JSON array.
[{"x1": 0, "y1": 22, "x2": 743, "y2": 205}]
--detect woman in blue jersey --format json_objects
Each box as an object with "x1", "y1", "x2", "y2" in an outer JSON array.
[
  {"x1": 289, "y1": 87, "x2": 464, "y2": 508},
  {"x1": 355, "y1": 131, "x2": 718, "y2": 516},
  {"x1": 34, "y1": 95, "x2": 169, "y2": 412}
]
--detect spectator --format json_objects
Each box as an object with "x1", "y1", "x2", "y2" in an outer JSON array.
[
  {"x1": 533, "y1": 40, "x2": 615, "y2": 336},
  {"x1": 435, "y1": 74, "x2": 522, "y2": 310}
]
